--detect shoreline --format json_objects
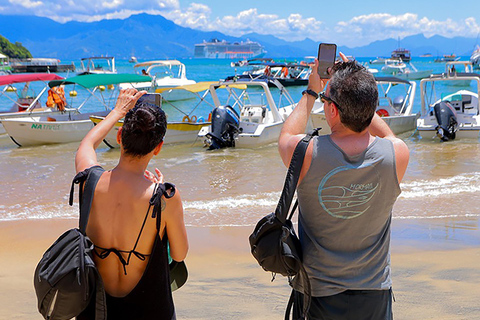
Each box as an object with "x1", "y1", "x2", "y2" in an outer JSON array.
[{"x1": 1, "y1": 219, "x2": 479, "y2": 319}]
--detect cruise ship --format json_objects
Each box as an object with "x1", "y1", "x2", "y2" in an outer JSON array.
[{"x1": 194, "y1": 38, "x2": 266, "y2": 59}]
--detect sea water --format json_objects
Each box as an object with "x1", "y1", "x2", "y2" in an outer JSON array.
[{"x1": 1, "y1": 57, "x2": 479, "y2": 246}]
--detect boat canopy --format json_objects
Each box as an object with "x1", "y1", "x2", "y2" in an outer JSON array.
[
  {"x1": 427, "y1": 72, "x2": 480, "y2": 80},
  {"x1": 48, "y1": 74, "x2": 152, "y2": 88},
  {"x1": 261, "y1": 63, "x2": 310, "y2": 68},
  {"x1": 374, "y1": 76, "x2": 411, "y2": 85},
  {"x1": 0, "y1": 73, "x2": 64, "y2": 86},
  {"x1": 134, "y1": 60, "x2": 182, "y2": 68},
  {"x1": 155, "y1": 81, "x2": 247, "y2": 94}
]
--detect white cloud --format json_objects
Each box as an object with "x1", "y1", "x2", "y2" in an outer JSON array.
[
  {"x1": 165, "y1": 6, "x2": 325, "y2": 41},
  {"x1": 101, "y1": 0, "x2": 123, "y2": 10},
  {"x1": 1, "y1": 0, "x2": 179, "y2": 22},
  {"x1": 334, "y1": 13, "x2": 480, "y2": 46},
  {"x1": 163, "y1": 2, "x2": 211, "y2": 29},
  {"x1": 8, "y1": 0, "x2": 43, "y2": 8}
]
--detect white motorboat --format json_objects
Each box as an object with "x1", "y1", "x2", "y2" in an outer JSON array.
[
  {"x1": 416, "y1": 72, "x2": 480, "y2": 141},
  {"x1": 4, "y1": 111, "x2": 110, "y2": 146},
  {"x1": 394, "y1": 63, "x2": 432, "y2": 80},
  {"x1": 471, "y1": 45, "x2": 480, "y2": 69},
  {"x1": 0, "y1": 73, "x2": 81, "y2": 134},
  {"x1": 1, "y1": 73, "x2": 151, "y2": 147},
  {"x1": 226, "y1": 62, "x2": 311, "y2": 87},
  {"x1": 369, "y1": 57, "x2": 388, "y2": 65},
  {"x1": 90, "y1": 116, "x2": 207, "y2": 147},
  {"x1": 381, "y1": 59, "x2": 406, "y2": 74},
  {"x1": 89, "y1": 82, "x2": 222, "y2": 147},
  {"x1": 198, "y1": 80, "x2": 296, "y2": 149},
  {"x1": 77, "y1": 56, "x2": 116, "y2": 75},
  {"x1": 444, "y1": 61, "x2": 474, "y2": 87},
  {"x1": 119, "y1": 60, "x2": 196, "y2": 101},
  {"x1": 309, "y1": 76, "x2": 418, "y2": 136}
]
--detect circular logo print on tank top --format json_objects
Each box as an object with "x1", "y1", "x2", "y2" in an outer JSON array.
[{"x1": 317, "y1": 164, "x2": 380, "y2": 219}]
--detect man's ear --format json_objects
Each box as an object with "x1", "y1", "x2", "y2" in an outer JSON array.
[
  {"x1": 116, "y1": 127, "x2": 122, "y2": 144},
  {"x1": 331, "y1": 103, "x2": 341, "y2": 118},
  {"x1": 153, "y1": 141, "x2": 164, "y2": 155}
]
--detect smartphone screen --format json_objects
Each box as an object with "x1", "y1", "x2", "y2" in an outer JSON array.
[
  {"x1": 136, "y1": 93, "x2": 162, "y2": 108},
  {"x1": 317, "y1": 43, "x2": 337, "y2": 78}
]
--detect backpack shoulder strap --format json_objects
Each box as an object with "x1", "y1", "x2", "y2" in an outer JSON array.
[
  {"x1": 69, "y1": 165, "x2": 105, "y2": 234},
  {"x1": 275, "y1": 129, "x2": 319, "y2": 222}
]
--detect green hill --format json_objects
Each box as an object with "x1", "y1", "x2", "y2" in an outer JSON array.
[{"x1": 0, "y1": 34, "x2": 32, "y2": 59}]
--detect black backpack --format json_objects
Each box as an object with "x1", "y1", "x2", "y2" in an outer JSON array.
[
  {"x1": 34, "y1": 166, "x2": 107, "y2": 320},
  {"x1": 249, "y1": 131, "x2": 318, "y2": 319}
]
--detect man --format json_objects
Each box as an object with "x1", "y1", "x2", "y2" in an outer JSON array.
[{"x1": 278, "y1": 54, "x2": 409, "y2": 320}]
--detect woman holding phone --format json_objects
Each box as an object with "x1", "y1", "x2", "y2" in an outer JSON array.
[{"x1": 76, "y1": 89, "x2": 188, "y2": 320}]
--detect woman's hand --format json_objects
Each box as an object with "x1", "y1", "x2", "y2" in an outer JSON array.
[
  {"x1": 113, "y1": 89, "x2": 147, "y2": 118},
  {"x1": 144, "y1": 168, "x2": 164, "y2": 184}
]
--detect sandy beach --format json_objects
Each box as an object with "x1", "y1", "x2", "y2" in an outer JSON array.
[{"x1": 1, "y1": 219, "x2": 479, "y2": 320}]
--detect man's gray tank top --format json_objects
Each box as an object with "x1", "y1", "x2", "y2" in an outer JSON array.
[{"x1": 293, "y1": 135, "x2": 401, "y2": 297}]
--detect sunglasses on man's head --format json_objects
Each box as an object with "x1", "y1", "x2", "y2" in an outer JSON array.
[{"x1": 319, "y1": 92, "x2": 341, "y2": 111}]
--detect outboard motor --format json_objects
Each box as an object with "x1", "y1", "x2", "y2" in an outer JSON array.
[
  {"x1": 393, "y1": 96, "x2": 405, "y2": 112},
  {"x1": 205, "y1": 105, "x2": 240, "y2": 150},
  {"x1": 433, "y1": 101, "x2": 458, "y2": 141}
]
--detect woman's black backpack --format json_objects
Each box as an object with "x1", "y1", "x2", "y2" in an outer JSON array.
[{"x1": 34, "y1": 166, "x2": 107, "y2": 320}]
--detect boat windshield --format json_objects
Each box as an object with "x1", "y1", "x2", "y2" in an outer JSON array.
[{"x1": 135, "y1": 63, "x2": 185, "y2": 79}]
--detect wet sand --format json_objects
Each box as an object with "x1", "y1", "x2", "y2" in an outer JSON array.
[{"x1": 1, "y1": 219, "x2": 479, "y2": 320}]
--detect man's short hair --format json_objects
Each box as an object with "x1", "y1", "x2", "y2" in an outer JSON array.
[{"x1": 329, "y1": 61, "x2": 378, "y2": 132}]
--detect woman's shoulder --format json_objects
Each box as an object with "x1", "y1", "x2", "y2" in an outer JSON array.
[{"x1": 158, "y1": 184, "x2": 183, "y2": 216}]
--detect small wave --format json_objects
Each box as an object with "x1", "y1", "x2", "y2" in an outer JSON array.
[
  {"x1": 394, "y1": 213, "x2": 480, "y2": 220},
  {"x1": 400, "y1": 172, "x2": 480, "y2": 198},
  {"x1": 0, "y1": 202, "x2": 78, "y2": 221},
  {"x1": 183, "y1": 192, "x2": 280, "y2": 211}
]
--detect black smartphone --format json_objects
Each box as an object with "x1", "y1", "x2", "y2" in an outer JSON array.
[
  {"x1": 317, "y1": 43, "x2": 337, "y2": 78},
  {"x1": 136, "y1": 93, "x2": 162, "y2": 108}
]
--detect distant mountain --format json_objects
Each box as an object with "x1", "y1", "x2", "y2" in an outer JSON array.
[{"x1": 0, "y1": 14, "x2": 478, "y2": 60}]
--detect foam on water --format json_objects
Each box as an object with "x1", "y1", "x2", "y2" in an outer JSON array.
[
  {"x1": 183, "y1": 192, "x2": 279, "y2": 211},
  {"x1": 400, "y1": 172, "x2": 480, "y2": 198}
]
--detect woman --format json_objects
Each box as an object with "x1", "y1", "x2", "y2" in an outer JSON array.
[{"x1": 76, "y1": 89, "x2": 188, "y2": 320}]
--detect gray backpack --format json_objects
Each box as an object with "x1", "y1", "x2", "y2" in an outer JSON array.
[{"x1": 34, "y1": 166, "x2": 106, "y2": 320}]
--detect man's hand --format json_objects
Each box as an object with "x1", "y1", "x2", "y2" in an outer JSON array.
[
  {"x1": 308, "y1": 52, "x2": 348, "y2": 93},
  {"x1": 308, "y1": 59, "x2": 328, "y2": 93}
]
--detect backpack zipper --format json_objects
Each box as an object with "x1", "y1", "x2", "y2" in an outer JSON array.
[{"x1": 46, "y1": 289, "x2": 58, "y2": 319}]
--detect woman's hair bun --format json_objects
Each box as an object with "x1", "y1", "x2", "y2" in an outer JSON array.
[{"x1": 121, "y1": 101, "x2": 167, "y2": 157}]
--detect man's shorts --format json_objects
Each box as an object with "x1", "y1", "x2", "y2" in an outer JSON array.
[{"x1": 292, "y1": 288, "x2": 393, "y2": 320}]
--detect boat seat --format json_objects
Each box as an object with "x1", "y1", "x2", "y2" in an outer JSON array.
[
  {"x1": 240, "y1": 105, "x2": 267, "y2": 124},
  {"x1": 448, "y1": 95, "x2": 475, "y2": 114}
]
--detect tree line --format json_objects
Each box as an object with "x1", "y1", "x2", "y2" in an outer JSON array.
[{"x1": 0, "y1": 35, "x2": 32, "y2": 59}]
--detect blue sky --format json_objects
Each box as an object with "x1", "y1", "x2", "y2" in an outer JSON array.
[{"x1": 1, "y1": 0, "x2": 479, "y2": 46}]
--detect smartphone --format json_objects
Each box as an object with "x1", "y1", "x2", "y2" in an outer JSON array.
[
  {"x1": 136, "y1": 93, "x2": 162, "y2": 108},
  {"x1": 317, "y1": 43, "x2": 337, "y2": 78}
]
